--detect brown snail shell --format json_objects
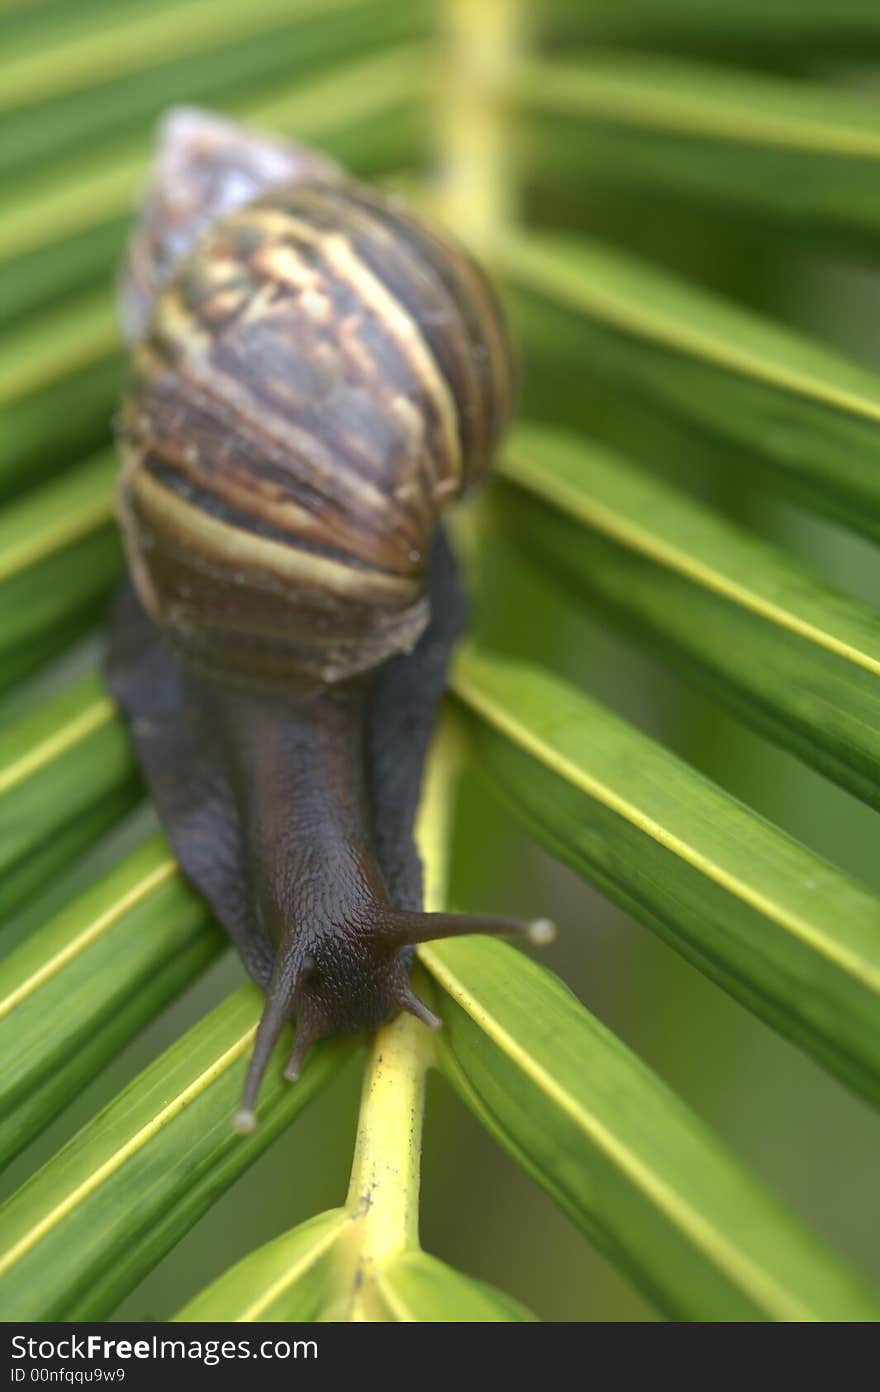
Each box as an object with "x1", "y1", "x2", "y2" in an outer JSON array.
[{"x1": 117, "y1": 135, "x2": 513, "y2": 689}]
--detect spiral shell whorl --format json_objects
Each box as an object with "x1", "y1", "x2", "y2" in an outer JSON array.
[{"x1": 118, "y1": 176, "x2": 513, "y2": 688}]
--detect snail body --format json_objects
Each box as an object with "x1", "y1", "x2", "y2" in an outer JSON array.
[{"x1": 108, "y1": 110, "x2": 539, "y2": 1130}]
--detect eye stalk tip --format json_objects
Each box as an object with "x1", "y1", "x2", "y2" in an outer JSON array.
[
  {"x1": 284, "y1": 1027, "x2": 315, "y2": 1083},
  {"x1": 528, "y1": 917, "x2": 556, "y2": 946},
  {"x1": 234, "y1": 1107, "x2": 257, "y2": 1135}
]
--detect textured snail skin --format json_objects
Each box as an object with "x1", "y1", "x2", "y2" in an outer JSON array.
[
  {"x1": 108, "y1": 535, "x2": 476, "y2": 1123},
  {"x1": 107, "y1": 112, "x2": 528, "y2": 1128}
]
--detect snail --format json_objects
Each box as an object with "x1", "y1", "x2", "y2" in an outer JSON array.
[{"x1": 107, "y1": 109, "x2": 550, "y2": 1133}]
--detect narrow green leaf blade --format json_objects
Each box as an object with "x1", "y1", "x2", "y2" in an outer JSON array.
[
  {"x1": 0, "y1": 450, "x2": 115, "y2": 575},
  {"x1": 452, "y1": 648, "x2": 880, "y2": 1104},
  {"x1": 500, "y1": 229, "x2": 880, "y2": 540},
  {"x1": 543, "y1": 0, "x2": 880, "y2": 50},
  {"x1": 374, "y1": 1250, "x2": 537, "y2": 1322},
  {"x1": 0, "y1": 673, "x2": 138, "y2": 922},
  {"x1": 174, "y1": 1210, "x2": 349, "y2": 1322},
  {"x1": 0, "y1": 988, "x2": 352, "y2": 1320},
  {"x1": 422, "y1": 937, "x2": 880, "y2": 1322},
  {"x1": 0, "y1": 290, "x2": 115, "y2": 410},
  {"x1": 0, "y1": 453, "x2": 121, "y2": 676},
  {"x1": 518, "y1": 55, "x2": 880, "y2": 244},
  {"x1": 0, "y1": 43, "x2": 432, "y2": 268},
  {"x1": 0, "y1": 0, "x2": 427, "y2": 188},
  {"x1": 1, "y1": 358, "x2": 122, "y2": 500},
  {"x1": 0, "y1": 836, "x2": 222, "y2": 1166},
  {"x1": 500, "y1": 422, "x2": 880, "y2": 808},
  {"x1": 0, "y1": 0, "x2": 383, "y2": 113}
]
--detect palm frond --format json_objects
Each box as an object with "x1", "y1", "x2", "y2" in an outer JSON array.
[
  {"x1": 0, "y1": 987, "x2": 353, "y2": 1320},
  {"x1": 501, "y1": 230, "x2": 880, "y2": 540},
  {"x1": 453, "y1": 648, "x2": 880, "y2": 1103},
  {"x1": 1, "y1": 0, "x2": 878, "y2": 1324},
  {"x1": 422, "y1": 936, "x2": 879, "y2": 1321},
  {"x1": 499, "y1": 423, "x2": 880, "y2": 807}
]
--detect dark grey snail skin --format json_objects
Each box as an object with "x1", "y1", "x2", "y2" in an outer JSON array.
[
  {"x1": 106, "y1": 109, "x2": 546, "y2": 1130},
  {"x1": 108, "y1": 533, "x2": 479, "y2": 1125}
]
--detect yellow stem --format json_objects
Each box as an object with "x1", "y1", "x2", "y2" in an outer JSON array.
[
  {"x1": 434, "y1": 0, "x2": 526, "y2": 255},
  {"x1": 328, "y1": 0, "x2": 524, "y2": 1315},
  {"x1": 328, "y1": 723, "x2": 462, "y2": 1319},
  {"x1": 334, "y1": 1014, "x2": 434, "y2": 1320}
]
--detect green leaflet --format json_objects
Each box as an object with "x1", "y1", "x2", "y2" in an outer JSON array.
[
  {"x1": 498, "y1": 422, "x2": 880, "y2": 807},
  {"x1": 518, "y1": 54, "x2": 880, "y2": 243},
  {"x1": 499, "y1": 229, "x2": 880, "y2": 540},
  {"x1": 0, "y1": 304, "x2": 119, "y2": 502},
  {"x1": 0, "y1": 292, "x2": 116, "y2": 409},
  {"x1": 452, "y1": 647, "x2": 880, "y2": 1104},
  {"x1": 175, "y1": 1214, "x2": 536, "y2": 1321},
  {"x1": 0, "y1": 0, "x2": 382, "y2": 113},
  {"x1": 0, "y1": 671, "x2": 138, "y2": 922},
  {"x1": 0, "y1": 451, "x2": 115, "y2": 576},
  {"x1": 0, "y1": 986, "x2": 353, "y2": 1320},
  {"x1": 0, "y1": 836, "x2": 221, "y2": 1167},
  {"x1": 0, "y1": 453, "x2": 121, "y2": 676},
  {"x1": 421, "y1": 936, "x2": 880, "y2": 1322},
  {"x1": 0, "y1": 358, "x2": 123, "y2": 501},
  {"x1": 0, "y1": 0, "x2": 426, "y2": 185},
  {"x1": 542, "y1": 0, "x2": 880, "y2": 48},
  {"x1": 175, "y1": 1210, "x2": 350, "y2": 1322},
  {"x1": 373, "y1": 1251, "x2": 537, "y2": 1322},
  {"x1": 0, "y1": 43, "x2": 432, "y2": 262}
]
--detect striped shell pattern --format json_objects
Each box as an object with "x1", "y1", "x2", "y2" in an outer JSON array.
[{"x1": 117, "y1": 113, "x2": 513, "y2": 689}]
